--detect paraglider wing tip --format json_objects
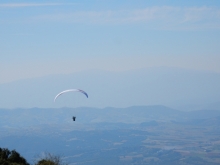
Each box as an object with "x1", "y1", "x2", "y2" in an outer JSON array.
[
  {"x1": 54, "y1": 95, "x2": 58, "y2": 102},
  {"x1": 77, "y1": 89, "x2": 88, "y2": 98}
]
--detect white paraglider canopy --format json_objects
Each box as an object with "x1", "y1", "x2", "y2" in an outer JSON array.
[{"x1": 54, "y1": 89, "x2": 88, "y2": 102}]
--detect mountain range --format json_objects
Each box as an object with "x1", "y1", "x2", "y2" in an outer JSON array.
[{"x1": 1, "y1": 105, "x2": 220, "y2": 130}]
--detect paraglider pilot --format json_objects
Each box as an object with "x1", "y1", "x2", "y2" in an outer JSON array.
[{"x1": 72, "y1": 116, "x2": 76, "y2": 121}]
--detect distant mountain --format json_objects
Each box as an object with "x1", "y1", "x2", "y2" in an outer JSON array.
[
  {"x1": 0, "y1": 67, "x2": 220, "y2": 109},
  {"x1": 177, "y1": 116, "x2": 220, "y2": 127},
  {"x1": 1, "y1": 106, "x2": 220, "y2": 130}
]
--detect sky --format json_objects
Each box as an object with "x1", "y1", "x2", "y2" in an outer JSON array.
[{"x1": 1, "y1": 0, "x2": 220, "y2": 84}]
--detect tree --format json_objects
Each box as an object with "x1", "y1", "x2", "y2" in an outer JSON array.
[
  {"x1": 35, "y1": 153, "x2": 67, "y2": 165},
  {"x1": 0, "y1": 148, "x2": 29, "y2": 165}
]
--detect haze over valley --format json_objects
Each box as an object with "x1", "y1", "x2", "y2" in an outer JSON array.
[
  {"x1": 1, "y1": 67, "x2": 220, "y2": 110},
  {"x1": 1, "y1": 106, "x2": 220, "y2": 164},
  {"x1": 1, "y1": 0, "x2": 220, "y2": 164}
]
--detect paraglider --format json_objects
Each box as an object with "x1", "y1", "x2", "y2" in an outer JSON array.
[
  {"x1": 54, "y1": 89, "x2": 88, "y2": 122},
  {"x1": 54, "y1": 89, "x2": 88, "y2": 102}
]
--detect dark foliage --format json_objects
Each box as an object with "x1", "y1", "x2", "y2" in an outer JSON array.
[
  {"x1": 35, "y1": 153, "x2": 67, "y2": 165},
  {"x1": 0, "y1": 148, "x2": 29, "y2": 165}
]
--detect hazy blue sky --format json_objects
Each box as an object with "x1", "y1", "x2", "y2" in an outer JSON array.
[{"x1": 1, "y1": 0, "x2": 220, "y2": 83}]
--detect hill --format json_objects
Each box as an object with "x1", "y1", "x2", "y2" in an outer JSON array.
[{"x1": 0, "y1": 106, "x2": 220, "y2": 129}]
